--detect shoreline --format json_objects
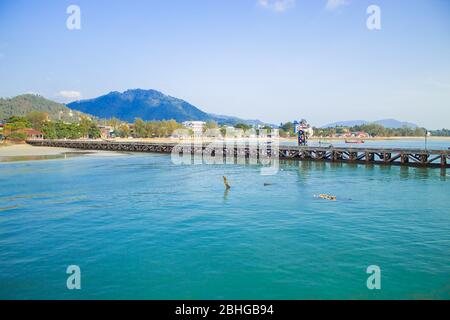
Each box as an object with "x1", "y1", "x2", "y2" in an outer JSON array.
[
  {"x1": 1, "y1": 135, "x2": 449, "y2": 158},
  {"x1": 0, "y1": 143, "x2": 125, "y2": 159},
  {"x1": 0, "y1": 144, "x2": 75, "y2": 157}
]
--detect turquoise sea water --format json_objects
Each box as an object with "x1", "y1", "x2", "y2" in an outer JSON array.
[{"x1": 0, "y1": 152, "x2": 449, "y2": 299}]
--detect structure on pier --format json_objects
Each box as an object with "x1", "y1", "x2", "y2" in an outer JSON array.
[
  {"x1": 294, "y1": 119, "x2": 313, "y2": 146},
  {"x1": 26, "y1": 139, "x2": 450, "y2": 168}
]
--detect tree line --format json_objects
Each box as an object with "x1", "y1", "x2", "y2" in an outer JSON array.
[
  {"x1": 276, "y1": 122, "x2": 450, "y2": 138},
  {"x1": 3, "y1": 112, "x2": 449, "y2": 140},
  {"x1": 429, "y1": 128, "x2": 450, "y2": 137},
  {"x1": 2, "y1": 113, "x2": 101, "y2": 140},
  {"x1": 314, "y1": 124, "x2": 428, "y2": 137}
]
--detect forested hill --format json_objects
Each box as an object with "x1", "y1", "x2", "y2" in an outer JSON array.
[
  {"x1": 0, "y1": 94, "x2": 91, "y2": 122},
  {"x1": 68, "y1": 89, "x2": 266, "y2": 125}
]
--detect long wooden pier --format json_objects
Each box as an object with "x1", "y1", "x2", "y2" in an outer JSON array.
[{"x1": 27, "y1": 139, "x2": 450, "y2": 168}]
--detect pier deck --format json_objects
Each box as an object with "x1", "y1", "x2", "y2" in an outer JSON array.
[{"x1": 26, "y1": 139, "x2": 450, "y2": 168}]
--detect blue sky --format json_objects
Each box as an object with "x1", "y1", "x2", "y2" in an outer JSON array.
[{"x1": 0, "y1": 0, "x2": 449, "y2": 128}]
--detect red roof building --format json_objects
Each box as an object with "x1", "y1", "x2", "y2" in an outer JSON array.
[{"x1": 18, "y1": 129, "x2": 44, "y2": 139}]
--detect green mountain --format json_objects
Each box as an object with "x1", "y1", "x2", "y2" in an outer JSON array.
[
  {"x1": 68, "y1": 89, "x2": 268, "y2": 126},
  {"x1": 0, "y1": 94, "x2": 92, "y2": 122},
  {"x1": 1, "y1": 91, "x2": 268, "y2": 126}
]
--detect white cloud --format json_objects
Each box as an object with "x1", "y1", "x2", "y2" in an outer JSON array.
[
  {"x1": 325, "y1": 0, "x2": 350, "y2": 11},
  {"x1": 258, "y1": 0, "x2": 295, "y2": 13},
  {"x1": 57, "y1": 90, "x2": 82, "y2": 100}
]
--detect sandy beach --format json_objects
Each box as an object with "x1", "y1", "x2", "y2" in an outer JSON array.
[
  {"x1": 0, "y1": 144, "x2": 74, "y2": 157},
  {"x1": 0, "y1": 143, "x2": 125, "y2": 158}
]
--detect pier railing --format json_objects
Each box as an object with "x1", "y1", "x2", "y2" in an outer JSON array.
[{"x1": 26, "y1": 139, "x2": 450, "y2": 168}]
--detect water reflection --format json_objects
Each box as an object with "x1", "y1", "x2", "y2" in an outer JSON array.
[
  {"x1": 0, "y1": 152, "x2": 92, "y2": 163},
  {"x1": 223, "y1": 188, "x2": 230, "y2": 201},
  {"x1": 440, "y1": 168, "x2": 447, "y2": 180},
  {"x1": 276, "y1": 159, "x2": 447, "y2": 182}
]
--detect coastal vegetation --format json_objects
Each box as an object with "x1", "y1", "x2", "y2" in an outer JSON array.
[
  {"x1": 430, "y1": 128, "x2": 450, "y2": 136},
  {"x1": 3, "y1": 116, "x2": 31, "y2": 132},
  {"x1": 132, "y1": 118, "x2": 184, "y2": 138},
  {"x1": 2, "y1": 113, "x2": 449, "y2": 142},
  {"x1": 279, "y1": 122, "x2": 296, "y2": 137},
  {"x1": 314, "y1": 124, "x2": 428, "y2": 138},
  {"x1": 41, "y1": 118, "x2": 101, "y2": 139},
  {"x1": 2, "y1": 114, "x2": 101, "y2": 140},
  {"x1": 277, "y1": 122, "x2": 449, "y2": 138}
]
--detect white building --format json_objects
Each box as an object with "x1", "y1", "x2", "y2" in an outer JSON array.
[
  {"x1": 182, "y1": 121, "x2": 206, "y2": 136},
  {"x1": 294, "y1": 120, "x2": 314, "y2": 138}
]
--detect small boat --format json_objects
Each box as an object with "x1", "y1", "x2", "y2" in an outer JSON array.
[{"x1": 345, "y1": 139, "x2": 365, "y2": 144}]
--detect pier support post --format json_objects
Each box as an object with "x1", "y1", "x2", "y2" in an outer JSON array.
[
  {"x1": 401, "y1": 153, "x2": 409, "y2": 164},
  {"x1": 333, "y1": 151, "x2": 343, "y2": 161},
  {"x1": 332, "y1": 151, "x2": 336, "y2": 162},
  {"x1": 419, "y1": 154, "x2": 428, "y2": 166},
  {"x1": 365, "y1": 152, "x2": 374, "y2": 163},
  {"x1": 441, "y1": 154, "x2": 447, "y2": 168}
]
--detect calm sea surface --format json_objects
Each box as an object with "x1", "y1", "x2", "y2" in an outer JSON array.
[{"x1": 0, "y1": 147, "x2": 449, "y2": 299}]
